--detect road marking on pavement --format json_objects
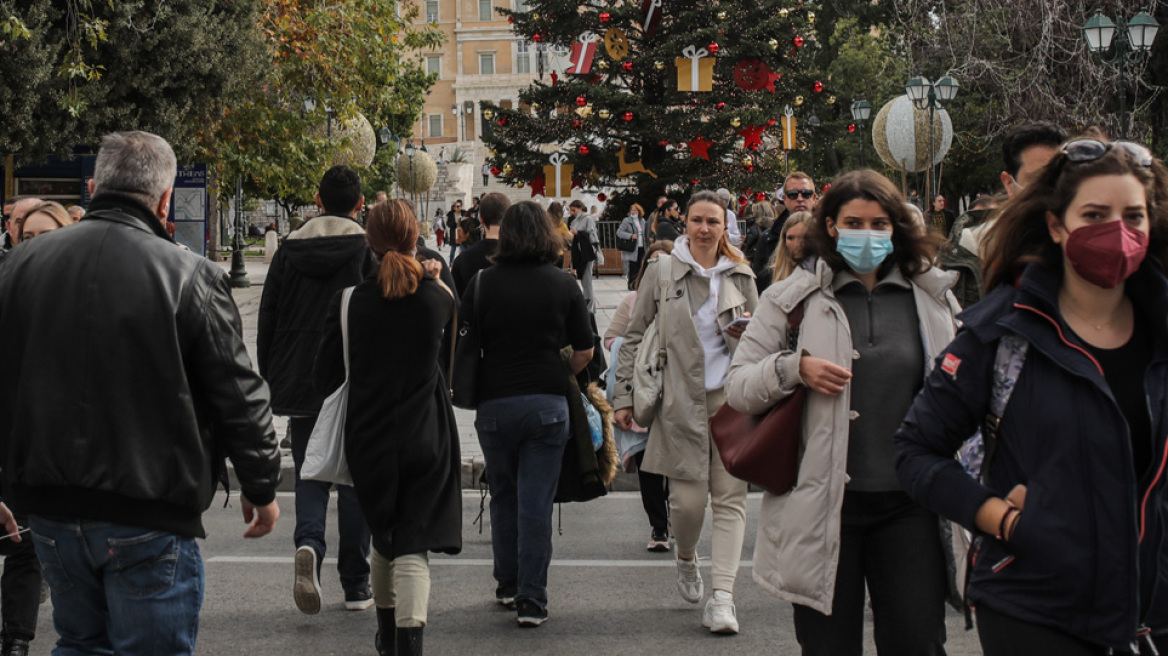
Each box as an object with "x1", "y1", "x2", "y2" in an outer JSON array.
[{"x1": 205, "y1": 556, "x2": 754, "y2": 568}]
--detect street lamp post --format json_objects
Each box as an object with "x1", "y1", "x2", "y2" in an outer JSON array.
[
  {"x1": 1082, "y1": 10, "x2": 1160, "y2": 139},
  {"x1": 850, "y1": 99, "x2": 872, "y2": 168},
  {"x1": 228, "y1": 175, "x2": 250, "y2": 288},
  {"x1": 905, "y1": 75, "x2": 959, "y2": 201},
  {"x1": 405, "y1": 141, "x2": 417, "y2": 206},
  {"x1": 807, "y1": 114, "x2": 821, "y2": 179}
]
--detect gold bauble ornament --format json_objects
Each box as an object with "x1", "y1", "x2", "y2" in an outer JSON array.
[
  {"x1": 597, "y1": 59, "x2": 610, "y2": 70},
  {"x1": 826, "y1": 96, "x2": 836, "y2": 105},
  {"x1": 598, "y1": 108, "x2": 611, "y2": 119},
  {"x1": 717, "y1": 10, "x2": 728, "y2": 19},
  {"x1": 779, "y1": 8, "x2": 789, "y2": 18},
  {"x1": 742, "y1": 154, "x2": 754, "y2": 166},
  {"x1": 794, "y1": 95, "x2": 804, "y2": 105},
  {"x1": 531, "y1": 102, "x2": 542, "y2": 113},
  {"x1": 515, "y1": 181, "x2": 526, "y2": 189},
  {"x1": 768, "y1": 38, "x2": 779, "y2": 51},
  {"x1": 730, "y1": 117, "x2": 742, "y2": 128},
  {"x1": 502, "y1": 164, "x2": 513, "y2": 175},
  {"x1": 483, "y1": 109, "x2": 495, "y2": 120},
  {"x1": 654, "y1": 60, "x2": 666, "y2": 71},
  {"x1": 808, "y1": 11, "x2": 815, "y2": 22},
  {"x1": 531, "y1": 12, "x2": 540, "y2": 20}
]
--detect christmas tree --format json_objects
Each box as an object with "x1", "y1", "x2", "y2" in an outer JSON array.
[{"x1": 483, "y1": 0, "x2": 830, "y2": 207}]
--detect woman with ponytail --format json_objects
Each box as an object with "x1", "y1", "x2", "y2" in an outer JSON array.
[{"x1": 314, "y1": 199, "x2": 462, "y2": 656}]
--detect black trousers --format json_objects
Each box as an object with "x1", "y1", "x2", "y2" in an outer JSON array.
[
  {"x1": 633, "y1": 451, "x2": 668, "y2": 532},
  {"x1": 793, "y1": 490, "x2": 948, "y2": 656},
  {"x1": 977, "y1": 604, "x2": 1168, "y2": 656},
  {"x1": 0, "y1": 514, "x2": 40, "y2": 641}
]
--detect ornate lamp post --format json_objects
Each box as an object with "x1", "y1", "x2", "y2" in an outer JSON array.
[
  {"x1": 228, "y1": 175, "x2": 250, "y2": 288},
  {"x1": 1082, "y1": 10, "x2": 1160, "y2": 139},
  {"x1": 405, "y1": 141, "x2": 417, "y2": 206},
  {"x1": 905, "y1": 75, "x2": 959, "y2": 200},
  {"x1": 850, "y1": 99, "x2": 872, "y2": 168}
]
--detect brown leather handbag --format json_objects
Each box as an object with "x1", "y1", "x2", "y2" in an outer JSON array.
[{"x1": 711, "y1": 301, "x2": 805, "y2": 496}]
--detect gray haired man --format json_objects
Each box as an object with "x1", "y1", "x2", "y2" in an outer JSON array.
[{"x1": 0, "y1": 131, "x2": 282, "y2": 654}]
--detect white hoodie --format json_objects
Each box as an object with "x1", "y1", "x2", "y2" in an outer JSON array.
[{"x1": 671, "y1": 236, "x2": 740, "y2": 390}]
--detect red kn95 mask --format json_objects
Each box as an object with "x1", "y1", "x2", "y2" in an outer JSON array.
[{"x1": 1065, "y1": 220, "x2": 1148, "y2": 289}]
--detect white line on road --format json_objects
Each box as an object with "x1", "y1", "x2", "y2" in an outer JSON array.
[{"x1": 205, "y1": 556, "x2": 754, "y2": 568}]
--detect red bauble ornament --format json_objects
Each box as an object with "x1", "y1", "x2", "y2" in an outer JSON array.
[
  {"x1": 621, "y1": 111, "x2": 634, "y2": 121},
  {"x1": 572, "y1": 119, "x2": 583, "y2": 129},
  {"x1": 847, "y1": 124, "x2": 857, "y2": 133},
  {"x1": 813, "y1": 81, "x2": 824, "y2": 93},
  {"x1": 622, "y1": 61, "x2": 633, "y2": 72},
  {"x1": 745, "y1": 164, "x2": 755, "y2": 172},
  {"x1": 794, "y1": 35, "x2": 805, "y2": 47},
  {"x1": 599, "y1": 12, "x2": 611, "y2": 23},
  {"x1": 508, "y1": 16, "x2": 514, "y2": 23},
  {"x1": 533, "y1": 33, "x2": 542, "y2": 42},
  {"x1": 598, "y1": 193, "x2": 608, "y2": 202},
  {"x1": 658, "y1": 140, "x2": 670, "y2": 146},
  {"x1": 578, "y1": 145, "x2": 590, "y2": 155},
  {"x1": 497, "y1": 117, "x2": 508, "y2": 126},
  {"x1": 716, "y1": 102, "x2": 726, "y2": 110},
  {"x1": 708, "y1": 42, "x2": 720, "y2": 54},
  {"x1": 490, "y1": 166, "x2": 501, "y2": 176},
  {"x1": 754, "y1": 191, "x2": 767, "y2": 202},
  {"x1": 690, "y1": 179, "x2": 700, "y2": 185},
  {"x1": 766, "y1": 119, "x2": 777, "y2": 127},
  {"x1": 749, "y1": 143, "x2": 759, "y2": 151},
  {"x1": 576, "y1": 96, "x2": 587, "y2": 106}
]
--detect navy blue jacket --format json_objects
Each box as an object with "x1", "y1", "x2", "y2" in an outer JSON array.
[{"x1": 895, "y1": 262, "x2": 1168, "y2": 650}]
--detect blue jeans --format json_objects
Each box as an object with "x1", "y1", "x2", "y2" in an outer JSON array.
[
  {"x1": 29, "y1": 517, "x2": 203, "y2": 655},
  {"x1": 289, "y1": 416, "x2": 371, "y2": 593},
  {"x1": 475, "y1": 394, "x2": 570, "y2": 610}
]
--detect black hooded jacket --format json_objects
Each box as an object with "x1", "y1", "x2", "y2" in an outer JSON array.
[{"x1": 258, "y1": 215, "x2": 375, "y2": 416}]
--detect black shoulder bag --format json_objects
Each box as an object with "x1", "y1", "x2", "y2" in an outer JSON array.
[{"x1": 451, "y1": 271, "x2": 484, "y2": 409}]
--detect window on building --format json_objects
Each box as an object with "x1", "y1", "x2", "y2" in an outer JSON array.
[
  {"x1": 479, "y1": 52, "x2": 495, "y2": 75},
  {"x1": 516, "y1": 41, "x2": 530, "y2": 74},
  {"x1": 426, "y1": 56, "x2": 441, "y2": 78},
  {"x1": 478, "y1": 0, "x2": 493, "y2": 21},
  {"x1": 428, "y1": 115, "x2": 444, "y2": 138},
  {"x1": 425, "y1": 0, "x2": 439, "y2": 22},
  {"x1": 515, "y1": 0, "x2": 528, "y2": 11}
]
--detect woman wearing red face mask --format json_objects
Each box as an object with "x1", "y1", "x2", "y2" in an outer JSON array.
[{"x1": 895, "y1": 135, "x2": 1168, "y2": 654}]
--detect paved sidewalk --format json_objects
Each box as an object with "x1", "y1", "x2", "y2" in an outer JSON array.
[{"x1": 219, "y1": 243, "x2": 633, "y2": 491}]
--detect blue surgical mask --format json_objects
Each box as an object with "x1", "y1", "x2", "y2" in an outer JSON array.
[{"x1": 835, "y1": 229, "x2": 893, "y2": 274}]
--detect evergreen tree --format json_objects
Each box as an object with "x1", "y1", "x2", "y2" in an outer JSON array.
[{"x1": 484, "y1": 0, "x2": 829, "y2": 208}]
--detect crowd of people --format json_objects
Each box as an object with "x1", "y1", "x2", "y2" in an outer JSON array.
[{"x1": 0, "y1": 119, "x2": 1165, "y2": 656}]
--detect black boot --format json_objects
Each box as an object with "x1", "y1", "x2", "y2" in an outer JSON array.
[
  {"x1": 1, "y1": 638, "x2": 29, "y2": 656},
  {"x1": 396, "y1": 627, "x2": 423, "y2": 656},
  {"x1": 375, "y1": 607, "x2": 395, "y2": 656}
]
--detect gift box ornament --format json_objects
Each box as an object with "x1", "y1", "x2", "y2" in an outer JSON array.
[
  {"x1": 543, "y1": 154, "x2": 574, "y2": 197},
  {"x1": 676, "y1": 46, "x2": 714, "y2": 92},
  {"x1": 567, "y1": 33, "x2": 599, "y2": 75},
  {"x1": 642, "y1": 0, "x2": 663, "y2": 40}
]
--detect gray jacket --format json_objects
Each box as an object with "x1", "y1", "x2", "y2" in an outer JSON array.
[{"x1": 725, "y1": 258, "x2": 960, "y2": 613}]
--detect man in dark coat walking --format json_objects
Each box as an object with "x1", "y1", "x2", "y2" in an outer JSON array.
[{"x1": 258, "y1": 165, "x2": 375, "y2": 615}]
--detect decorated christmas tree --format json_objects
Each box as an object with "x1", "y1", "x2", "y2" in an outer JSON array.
[{"x1": 483, "y1": 0, "x2": 830, "y2": 206}]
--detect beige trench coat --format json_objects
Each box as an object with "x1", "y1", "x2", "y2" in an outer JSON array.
[
  {"x1": 613, "y1": 254, "x2": 758, "y2": 481},
  {"x1": 724, "y1": 258, "x2": 960, "y2": 614}
]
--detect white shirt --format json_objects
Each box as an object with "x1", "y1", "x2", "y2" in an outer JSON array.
[{"x1": 725, "y1": 208, "x2": 742, "y2": 246}]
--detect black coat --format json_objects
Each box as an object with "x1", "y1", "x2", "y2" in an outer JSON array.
[
  {"x1": 314, "y1": 275, "x2": 462, "y2": 558},
  {"x1": 0, "y1": 194, "x2": 280, "y2": 538},
  {"x1": 258, "y1": 216, "x2": 375, "y2": 415}
]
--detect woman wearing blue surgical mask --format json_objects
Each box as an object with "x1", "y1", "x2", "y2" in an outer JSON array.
[{"x1": 725, "y1": 170, "x2": 959, "y2": 655}]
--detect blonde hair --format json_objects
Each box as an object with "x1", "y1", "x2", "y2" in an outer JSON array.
[
  {"x1": 19, "y1": 201, "x2": 72, "y2": 241},
  {"x1": 770, "y1": 211, "x2": 815, "y2": 282}
]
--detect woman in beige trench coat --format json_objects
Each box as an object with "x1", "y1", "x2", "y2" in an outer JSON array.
[{"x1": 613, "y1": 191, "x2": 758, "y2": 635}]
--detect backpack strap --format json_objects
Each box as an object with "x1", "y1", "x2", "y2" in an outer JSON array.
[
  {"x1": 981, "y1": 335, "x2": 1029, "y2": 480},
  {"x1": 340, "y1": 287, "x2": 355, "y2": 381}
]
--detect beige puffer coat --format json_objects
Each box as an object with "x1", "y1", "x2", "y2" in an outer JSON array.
[
  {"x1": 725, "y1": 258, "x2": 959, "y2": 614},
  {"x1": 613, "y1": 254, "x2": 758, "y2": 481}
]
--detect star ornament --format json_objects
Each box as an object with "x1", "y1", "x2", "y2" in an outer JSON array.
[
  {"x1": 687, "y1": 135, "x2": 714, "y2": 160},
  {"x1": 529, "y1": 174, "x2": 546, "y2": 197},
  {"x1": 764, "y1": 70, "x2": 783, "y2": 93},
  {"x1": 737, "y1": 124, "x2": 766, "y2": 150}
]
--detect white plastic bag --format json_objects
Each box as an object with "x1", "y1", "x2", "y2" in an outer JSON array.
[{"x1": 302, "y1": 287, "x2": 355, "y2": 486}]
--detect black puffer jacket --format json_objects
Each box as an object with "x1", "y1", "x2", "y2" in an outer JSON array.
[
  {"x1": 258, "y1": 215, "x2": 374, "y2": 415},
  {"x1": 0, "y1": 194, "x2": 281, "y2": 538}
]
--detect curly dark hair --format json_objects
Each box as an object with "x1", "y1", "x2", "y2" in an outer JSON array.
[
  {"x1": 492, "y1": 201, "x2": 562, "y2": 265},
  {"x1": 806, "y1": 170, "x2": 942, "y2": 277}
]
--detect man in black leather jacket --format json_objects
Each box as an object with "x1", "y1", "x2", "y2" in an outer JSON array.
[{"x1": 0, "y1": 131, "x2": 281, "y2": 654}]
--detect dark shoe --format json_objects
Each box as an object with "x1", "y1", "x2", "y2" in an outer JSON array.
[
  {"x1": 375, "y1": 607, "x2": 395, "y2": 656},
  {"x1": 516, "y1": 599, "x2": 548, "y2": 627},
  {"x1": 293, "y1": 545, "x2": 322, "y2": 614},
  {"x1": 279, "y1": 436, "x2": 292, "y2": 449},
  {"x1": 396, "y1": 626, "x2": 423, "y2": 656},
  {"x1": 1, "y1": 638, "x2": 29, "y2": 656},
  {"x1": 647, "y1": 527, "x2": 671, "y2": 552},
  {"x1": 345, "y1": 585, "x2": 374, "y2": 611},
  {"x1": 495, "y1": 584, "x2": 517, "y2": 609}
]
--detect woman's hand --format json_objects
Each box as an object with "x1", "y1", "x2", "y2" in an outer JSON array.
[
  {"x1": 421, "y1": 259, "x2": 442, "y2": 279},
  {"x1": 974, "y1": 484, "x2": 1027, "y2": 540},
  {"x1": 798, "y1": 356, "x2": 852, "y2": 396},
  {"x1": 723, "y1": 312, "x2": 752, "y2": 340},
  {"x1": 614, "y1": 408, "x2": 634, "y2": 431}
]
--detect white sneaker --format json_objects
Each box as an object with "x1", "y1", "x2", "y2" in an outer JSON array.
[
  {"x1": 676, "y1": 556, "x2": 703, "y2": 603},
  {"x1": 702, "y1": 590, "x2": 739, "y2": 634},
  {"x1": 293, "y1": 545, "x2": 322, "y2": 615}
]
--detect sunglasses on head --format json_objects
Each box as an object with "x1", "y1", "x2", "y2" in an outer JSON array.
[
  {"x1": 1060, "y1": 139, "x2": 1153, "y2": 167},
  {"x1": 785, "y1": 190, "x2": 815, "y2": 200}
]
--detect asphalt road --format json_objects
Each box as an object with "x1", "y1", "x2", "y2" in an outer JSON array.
[{"x1": 31, "y1": 491, "x2": 984, "y2": 655}]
